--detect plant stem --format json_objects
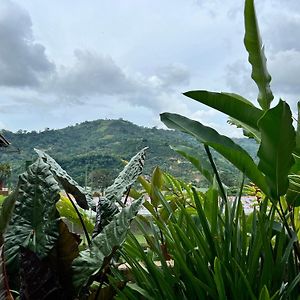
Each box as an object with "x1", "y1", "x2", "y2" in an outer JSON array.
[
  {"x1": 123, "y1": 187, "x2": 131, "y2": 206},
  {"x1": 275, "y1": 199, "x2": 300, "y2": 264},
  {"x1": 204, "y1": 145, "x2": 227, "y2": 204},
  {"x1": 66, "y1": 192, "x2": 91, "y2": 247}
]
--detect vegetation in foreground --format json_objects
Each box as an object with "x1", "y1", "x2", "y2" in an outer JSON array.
[{"x1": 0, "y1": 0, "x2": 299, "y2": 299}]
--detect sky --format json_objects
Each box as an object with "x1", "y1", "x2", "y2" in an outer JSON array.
[{"x1": 0, "y1": 0, "x2": 300, "y2": 136}]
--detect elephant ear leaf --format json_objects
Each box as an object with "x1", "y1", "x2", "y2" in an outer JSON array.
[
  {"x1": 105, "y1": 147, "x2": 147, "y2": 204},
  {"x1": 92, "y1": 148, "x2": 147, "y2": 237},
  {"x1": 20, "y1": 247, "x2": 64, "y2": 300},
  {"x1": 72, "y1": 197, "x2": 144, "y2": 294},
  {"x1": 244, "y1": 0, "x2": 274, "y2": 110},
  {"x1": 258, "y1": 100, "x2": 295, "y2": 199},
  {"x1": 4, "y1": 158, "x2": 61, "y2": 273},
  {"x1": 0, "y1": 246, "x2": 13, "y2": 300},
  {"x1": 92, "y1": 196, "x2": 119, "y2": 237},
  {"x1": 35, "y1": 148, "x2": 94, "y2": 210}
]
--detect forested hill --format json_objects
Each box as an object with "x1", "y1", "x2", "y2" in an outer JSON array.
[{"x1": 0, "y1": 119, "x2": 258, "y2": 189}]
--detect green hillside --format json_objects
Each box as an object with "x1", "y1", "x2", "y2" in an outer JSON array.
[{"x1": 0, "y1": 119, "x2": 257, "y2": 190}]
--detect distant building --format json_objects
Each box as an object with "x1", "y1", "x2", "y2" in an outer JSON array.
[{"x1": 0, "y1": 134, "x2": 10, "y2": 147}]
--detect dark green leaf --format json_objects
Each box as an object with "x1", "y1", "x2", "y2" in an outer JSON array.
[
  {"x1": 257, "y1": 100, "x2": 295, "y2": 198},
  {"x1": 72, "y1": 197, "x2": 144, "y2": 293},
  {"x1": 160, "y1": 113, "x2": 268, "y2": 195},
  {"x1": 92, "y1": 196, "x2": 119, "y2": 237},
  {"x1": 105, "y1": 147, "x2": 147, "y2": 204},
  {"x1": 183, "y1": 91, "x2": 263, "y2": 130},
  {"x1": 244, "y1": 0, "x2": 274, "y2": 110},
  {"x1": 4, "y1": 158, "x2": 60, "y2": 272},
  {"x1": 35, "y1": 148, "x2": 94, "y2": 210}
]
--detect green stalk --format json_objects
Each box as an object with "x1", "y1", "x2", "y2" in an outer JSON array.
[
  {"x1": 204, "y1": 145, "x2": 227, "y2": 204},
  {"x1": 66, "y1": 192, "x2": 91, "y2": 247}
]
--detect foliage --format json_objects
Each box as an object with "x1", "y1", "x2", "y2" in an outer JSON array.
[
  {"x1": 160, "y1": 0, "x2": 300, "y2": 269},
  {"x1": 0, "y1": 147, "x2": 146, "y2": 298},
  {"x1": 56, "y1": 195, "x2": 95, "y2": 235},
  {"x1": 35, "y1": 149, "x2": 94, "y2": 210},
  {"x1": 118, "y1": 170, "x2": 300, "y2": 299},
  {"x1": 4, "y1": 158, "x2": 61, "y2": 274},
  {"x1": 72, "y1": 197, "x2": 144, "y2": 294}
]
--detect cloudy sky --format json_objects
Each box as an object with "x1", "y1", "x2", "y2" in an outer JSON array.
[{"x1": 0, "y1": 0, "x2": 299, "y2": 136}]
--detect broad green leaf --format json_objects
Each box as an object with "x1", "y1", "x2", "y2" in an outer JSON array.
[
  {"x1": 160, "y1": 113, "x2": 268, "y2": 195},
  {"x1": 257, "y1": 100, "x2": 295, "y2": 198},
  {"x1": 72, "y1": 197, "x2": 144, "y2": 292},
  {"x1": 244, "y1": 0, "x2": 274, "y2": 110},
  {"x1": 35, "y1": 148, "x2": 94, "y2": 210},
  {"x1": 183, "y1": 91, "x2": 263, "y2": 130},
  {"x1": 170, "y1": 144, "x2": 213, "y2": 184},
  {"x1": 4, "y1": 158, "x2": 60, "y2": 271},
  {"x1": 105, "y1": 147, "x2": 147, "y2": 204},
  {"x1": 0, "y1": 246, "x2": 13, "y2": 300}
]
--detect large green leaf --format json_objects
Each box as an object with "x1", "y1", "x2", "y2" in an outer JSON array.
[
  {"x1": 4, "y1": 158, "x2": 60, "y2": 271},
  {"x1": 244, "y1": 0, "x2": 274, "y2": 110},
  {"x1": 35, "y1": 148, "x2": 94, "y2": 210},
  {"x1": 160, "y1": 113, "x2": 268, "y2": 195},
  {"x1": 105, "y1": 147, "x2": 147, "y2": 204},
  {"x1": 92, "y1": 148, "x2": 146, "y2": 237},
  {"x1": 257, "y1": 100, "x2": 295, "y2": 198},
  {"x1": 170, "y1": 144, "x2": 213, "y2": 184},
  {"x1": 72, "y1": 197, "x2": 144, "y2": 293},
  {"x1": 183, "y1": 91, "x2": 263, "y2": 130}
]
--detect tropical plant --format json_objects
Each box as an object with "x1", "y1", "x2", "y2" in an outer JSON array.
[
  {"x1": 115, "y1": 0, "x2": 300, "y2": 299},
  {"x1": 117, "y1": 171, "x2": 300, "y2": 299},
  {"x1": 0, "y1": 147, "x2": 147, "y2": 299},
  {"x1": 160, "y1": 0, "x2": 300, "y2": 279}
]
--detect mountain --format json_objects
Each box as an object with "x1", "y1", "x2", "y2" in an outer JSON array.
[{"x1": 0, "y1": 119, "x2": 258, "y2": 190}]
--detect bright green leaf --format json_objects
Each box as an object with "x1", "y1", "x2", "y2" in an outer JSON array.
[
  {"x1": 244, "y1": 0, "x2": 274, "y2": 110},
  {"x1": 257, "y1": 100, "x2": 295, "y2": 198}
]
